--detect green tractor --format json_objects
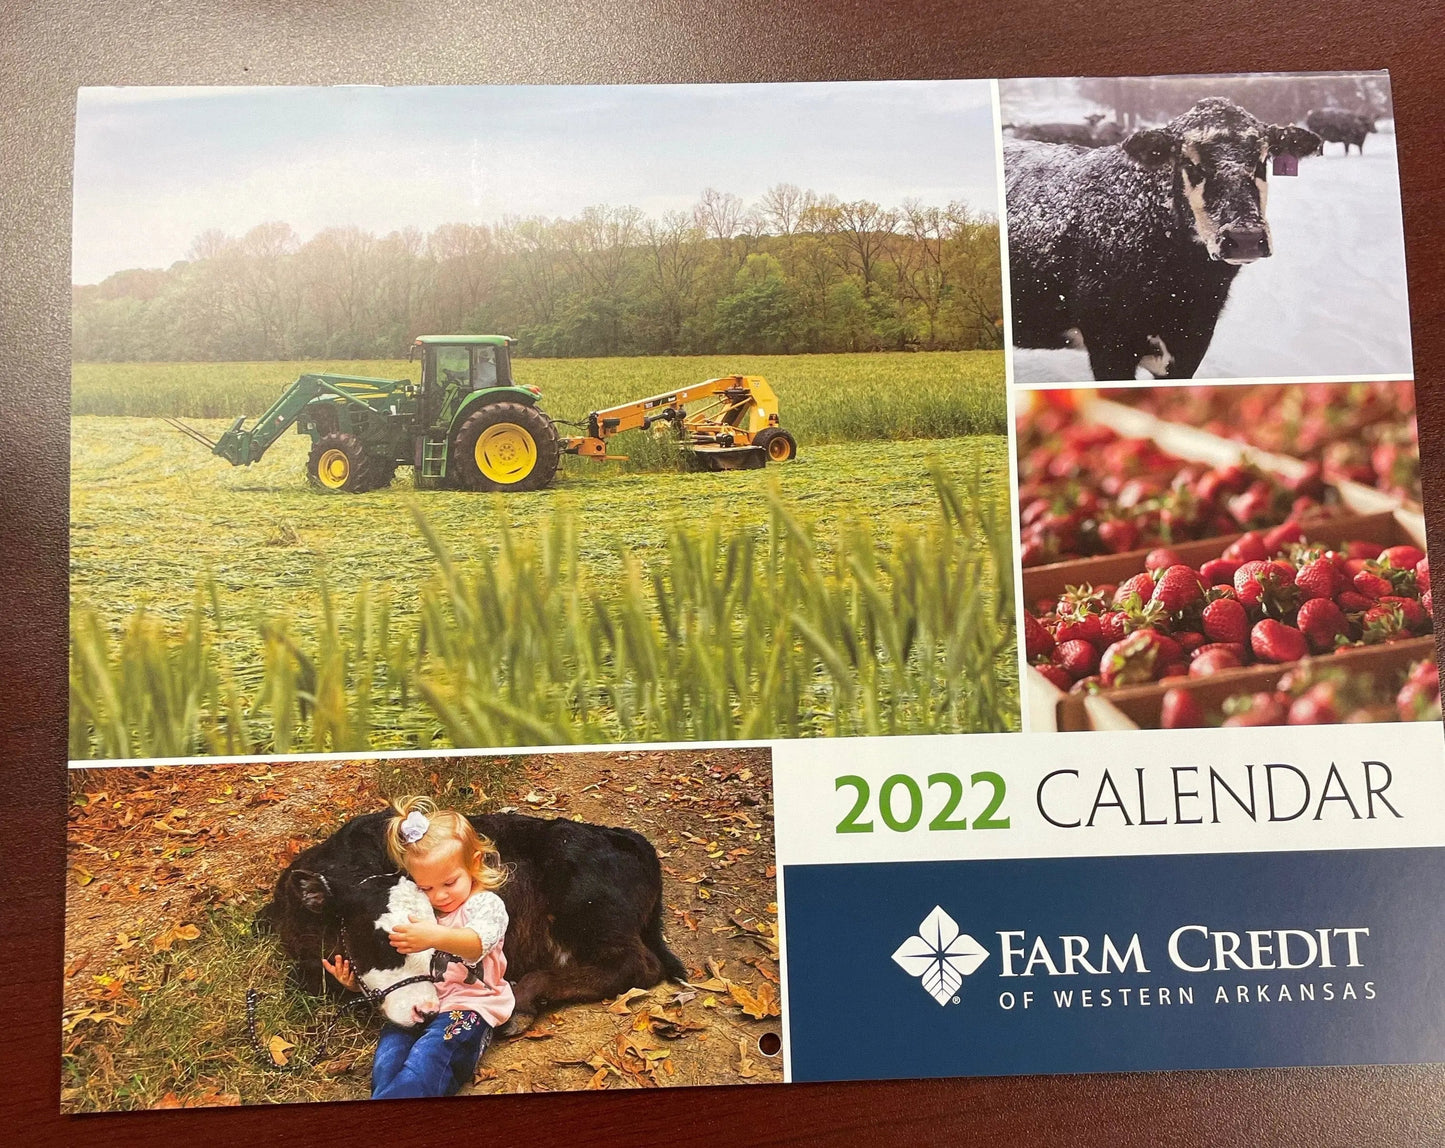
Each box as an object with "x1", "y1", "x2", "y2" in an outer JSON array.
[{"x1": 178, "y1": 336, "x2": 562, "y2": 493}]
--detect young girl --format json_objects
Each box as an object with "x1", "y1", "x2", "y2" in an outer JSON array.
[{"x1": 323, "y1": 796, "x2": 514, "y2": 1099}]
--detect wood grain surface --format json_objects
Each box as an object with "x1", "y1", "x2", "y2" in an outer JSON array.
[{"x1": 4, "y1": 0, "x2": 1444, "y2": 1142}]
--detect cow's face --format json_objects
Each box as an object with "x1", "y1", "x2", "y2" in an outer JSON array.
[
  {"x1": 1123, "y1": 97, "x2": 1321, "y2": 265},
  {"x1": 286, "y1": 869, "x2": 441, "y2": 1028}
]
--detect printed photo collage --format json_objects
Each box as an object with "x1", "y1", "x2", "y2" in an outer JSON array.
[{"x1": 65, "y1": 71, "x2": 1426, "y2": 1109}]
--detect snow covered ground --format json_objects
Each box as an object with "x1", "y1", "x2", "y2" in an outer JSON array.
[{"x1": 1008, "y1": 131, "x2": 1415, "y2": 384}]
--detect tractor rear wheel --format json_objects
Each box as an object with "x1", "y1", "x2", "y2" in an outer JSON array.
[
  {"x1": 753, "y1": 427, "x2": 798, "y2": 463},
  {"x1": 450, "y1": 402, "x2": 561, "y2": 492},
  {"x1": 306, "y1": 433, "x2": 392, "y2": 493}
]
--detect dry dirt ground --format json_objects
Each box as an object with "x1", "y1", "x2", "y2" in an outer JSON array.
[{"x1": 64, "y1": 747, "x2": 781, "y2": 1108}]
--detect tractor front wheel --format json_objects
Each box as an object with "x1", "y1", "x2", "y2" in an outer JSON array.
[
  {"x1": 753, "y1": 427, "x2": 798, "y2": 463},
  {"x1": 306, "y1": 433, "x2": 392, "y2": 493},
  {"x1": 450, "y1": 402, "x2": 561, "y2": 492}
]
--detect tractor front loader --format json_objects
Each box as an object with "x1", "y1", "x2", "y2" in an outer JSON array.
[{"x1": 174, "y1": 336, "x2": 561, "y2": 493}]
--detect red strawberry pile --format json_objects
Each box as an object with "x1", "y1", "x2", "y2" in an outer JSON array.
[
  {"x1": 1027, "y1": 526, "x2": 1433, "y2": 696},
  {"x1": 1017, "y1": 415, "x2": 1337, "y2": 568},
  {"x1": 1157, "y1": 657, "x2": 1442, "y2": 729},
  {"x1": 1105, "y1": 381, "x2": 1421, "y2": 503}
]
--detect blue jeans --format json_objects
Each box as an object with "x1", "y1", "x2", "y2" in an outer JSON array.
[{"x1": 371, "y1": 1010, "x2": 492, "y2": 1099}]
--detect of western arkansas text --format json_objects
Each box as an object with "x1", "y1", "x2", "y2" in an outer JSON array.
[
  {"x1": 997, "y1": 980, "x2": 1378, "y2": 1011},
  {"x1": 1035, "y1": 759, "x2": 1400, "y2": 829}
]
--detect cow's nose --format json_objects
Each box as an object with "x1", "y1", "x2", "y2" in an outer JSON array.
[
  {"x1": 1218, "y1": 226, "x2": 1271, "y2": 263},
  {"x1": 412, "y1": 1003, "x2": 437, "y2": 1026}
]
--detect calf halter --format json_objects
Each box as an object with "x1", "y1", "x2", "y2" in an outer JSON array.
[{"x1": 336, "y1": 872, "x2": 469, "y2": 1004}]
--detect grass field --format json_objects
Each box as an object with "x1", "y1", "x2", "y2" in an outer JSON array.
[
  {"x1": 72, "y1": 350, "x2": 1007, "y2": 441},
  {"x1": 69, "y1": 352, "x2": 1018, "y2": 758}
]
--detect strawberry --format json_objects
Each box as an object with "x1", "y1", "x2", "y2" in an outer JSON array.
[
  {"x1": 1202, "y1": 598, "x2": 1248, "y2": 645},
  {"x1": 1294, "y1": 557, "x2": 1340, "y2": 601},
  {"x1": 1227, "y1": 483, "x2": 1274, "y2": 527},
  {"x1": 1024, "y1": 612, "x2": 1056, "y2": 660},
  {"x1": 1097, "y1": 518, "x2": 1141, "y2": 554},
  {"x1": 1192, "y1": 641, "x2": 1247, "y2": 662},
  {"x1": 1099, "y1": 629, "x2": 1164, "y2": 687},
  {"x1": 1379, "y1": 595, "x2": 1429, "y2": 632},
  {"x1": 1035, "y1": 663, "x2": 1074, "y2": 691},
  {"x1": 1383, "y1": 545, "x2": 1426, "y2": 571},
  {"x1": 1251, "y1": 619, "x2": 1307, "y2": 664},
  {"x1": 1223, "y1": 532, "x2": 1270, "y2": 564},
  {"x1": 1160, "y1": 661, "x2": 1191, "y2": 679},
  {"x1": 1288, "y1": 683, "x2": 1340, "y2": 725},
  {"x1": 1360, "y1": 603, "x2": 1408, "y2": 644},
  {"x1": 1160, "y1": 687, "x2": 1205, "y2": 729},
  {"x1": 1221, "y1": 692, "x2": 1288, "y2": 728},
  {"x1": 1424, "y1": 589, "x2": 1433, "y2": 615},
  {"x1": 1397, "y1": 660, "x2": 1442, "y2": 721},
  {"x1": 1054, "y1": 639, "x2": 1101, "y2": 681},
  {"x1": 1352, "y1": 569, "x2": 1392, "y2": 600},
  {"x1": 1151, "y1": 565, "x2": 1204, "y2": 614},
  {"x1": 1345, "y1": 540, "x2": 1384, "y2": 560},
  {"x1": 1112, "y1": 573, "x2": 1156, "y2": 608},
  {"x1": 1263, "y1": 520, "x2": 1304, "y2": 551},
  {"x1": 1335, "y1": 589, "x2": 1374, "y2": 614},
  {"x1": 1069, "y1": 674, "x2": 1103, "y2": 695},
  {"x1": 1190, "y1": 648, "x2": 1243, "y2": 676},
  {"x1": 1173, "y1": 631, "x2": 1206, "y2": 654},
  {"x1": 1199, "y1": 557, "x2": 1241, "y2": 586},
  {"x1": 1146, "y1": 547, "x2": 1184, "y2": 572},
  {"x1": 1416, "y1": 557, "x2": 1430, "y2": 595},
  {"x1": 1054, "y1": 612, "x2": 1103, "y2": 645},
  {"x1": 1296, "y1": 598, "x2": 1349, "y2": 653},
  {"x1": 1235, "y1": 560, "x2": 1297, "y2": 613},
  {"x1": 1098, "y1": 610, "x2": 1130, "y2": 645}
]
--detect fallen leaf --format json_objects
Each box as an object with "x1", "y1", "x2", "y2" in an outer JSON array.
[
  {"x1": 606, "y1": 987, "x2": 651, "y2": 1014},
  {"x1": 152, "y1": 923, "x2": 201, "y2": 952},
  {"x1": 72, "y1": 866, "x2": 95, "y2": 887},
  {"x1": 736, "y1": 1038, "x2": 758, "y2": 1079},
  {"x1": 728, "y1": 979, "x2": 781, "y2": 1020},
  {"x1": 155, "y1": 1092, "x2": 183, "y2": 1109},
  {"x1": 268, "y1": 1035, "x2": 294, "y2": 1066}
]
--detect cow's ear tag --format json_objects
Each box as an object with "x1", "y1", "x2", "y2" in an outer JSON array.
[{"x1": 1272, "y1": 153, "x2": 1299, "y2": 177}]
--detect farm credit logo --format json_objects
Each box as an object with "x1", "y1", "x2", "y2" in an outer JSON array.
[
  {"x1": 891, "y1": 906, "x2": 989, "y2": 1004},
  {"x1": 892, "y1": 908, "x2": 1378, "y2": 1012}
]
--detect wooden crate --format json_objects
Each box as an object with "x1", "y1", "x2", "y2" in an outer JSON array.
[
  {"x1": 1025, "y1": 508, "x2": 1429, "y2": 732},
  {"x1": 1078, "y1": 637, "x2": 1436, "y2": 730},
  {"x1": 1023, "y1": 507, "x2": 1425, "y2": 610}
]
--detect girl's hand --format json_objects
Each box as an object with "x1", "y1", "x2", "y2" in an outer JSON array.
[
  {"x1": 321, "y1": 954, "x2": 360, "y2": 992},
  {"x1": 389, "y1": 915, "x2": 441, "y2": 954}
]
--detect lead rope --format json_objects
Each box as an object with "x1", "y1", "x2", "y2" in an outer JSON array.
[{"x1": 245, "y1": 925, "x2": 471, "y2": 1073}]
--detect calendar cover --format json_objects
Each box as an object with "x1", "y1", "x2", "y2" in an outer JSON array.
[{"x1": 63, "y1": 71, "x2": 1442, "y2": 1110}]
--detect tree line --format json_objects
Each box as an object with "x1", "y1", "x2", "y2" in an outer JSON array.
[
  {"x1": 73, "y1": 185, "x2": 1003, "y2": 362},
  {"x1": 1075, "y1": 74, "x2": 1393, "y2": 132}
]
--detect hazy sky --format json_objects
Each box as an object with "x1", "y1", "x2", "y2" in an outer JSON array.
[{"x1": 72, "y1": 82, "x2": 998, "y2": 285}]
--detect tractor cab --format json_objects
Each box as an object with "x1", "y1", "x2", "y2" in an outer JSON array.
[
  {"x1": 412, "y1": 334, "x2": 520, "y2": 430},
  {"x1": 412, "y1": 334, "x2": 515, "y2": 394}
]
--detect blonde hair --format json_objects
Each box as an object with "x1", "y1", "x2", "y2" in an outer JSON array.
[{"x1": 385, "y1": 796, "x2": 506, "y2": 891}]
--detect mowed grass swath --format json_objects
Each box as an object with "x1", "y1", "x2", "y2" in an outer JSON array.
[
  {"x1": 69, "y1": 462, "x2": 1018, "y2": 759},
  {"x1": 72, "y1": 351, "x2": 1008, "y2": 441}
]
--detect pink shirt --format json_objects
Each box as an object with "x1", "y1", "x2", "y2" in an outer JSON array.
[{"x1": 435, "y1": 890, "x2": 514, "y2": 1028}]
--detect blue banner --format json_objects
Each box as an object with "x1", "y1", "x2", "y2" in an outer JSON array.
[{"x1": 782, "y1": 848, "x2": 1445, "y2": 1081}]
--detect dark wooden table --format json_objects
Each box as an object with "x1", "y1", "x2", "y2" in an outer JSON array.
[{"x1": 5, "y1": 0, "x2": 1444, "y2": 1142}]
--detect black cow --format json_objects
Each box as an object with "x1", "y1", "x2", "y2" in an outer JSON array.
[
  {"x1": 258, "y1": 810, "x2": 688, "y2": 1035},
  {"x1": 1006, "y1": 96, "x2": 1321, "y2": 381},
  {"x1": 1305, "y1": 108, "x2": 1377, "y2": 155},
  {"x1": 1008, "y1": 114, "x2": 1121, "y2": 148}
]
